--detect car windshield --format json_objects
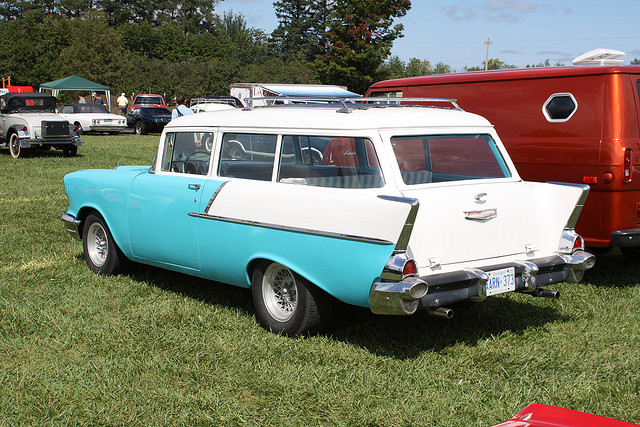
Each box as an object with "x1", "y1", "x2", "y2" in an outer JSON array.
[
  {"x1": 391, "y1": 134, "x2": 511, "y2": 184},
  {"x1": 137, "y1": 96, "x2": 164, "y2": 105},
  {"x1": 65, "y1": 104, "x2": 108, "y2": 114},
  {"x1": 146, "y1": 108, "x2": 171, "y2": 116}
]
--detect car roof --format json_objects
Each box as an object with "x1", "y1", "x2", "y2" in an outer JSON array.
[
  {"x1": 165, "y1": 104, "x2": 492, "y2": 132},
  {"x1": 370, "y1": 65, "x2": 640, "y2": 88},
  {"x1": 1, "y1": 92, "x2": 55, "y2": 101}
]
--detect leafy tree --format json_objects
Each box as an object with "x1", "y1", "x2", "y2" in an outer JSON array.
[
  {"x1": 525, "y1": 58, "x2": 564, "y2": 67},
  {"x1": 378, "y1": 56, "x2": 452, "y2": 79},
  {"x1": 272, "y1": 0, "x2": 321, "y2": 61},
  {"x1": 314, "y1": 0, "x2": 411, "y2": 93},
  {"x1": 630, "y1": 58, "x2": 640, "y2": 65},
  {"x1": 464, "y1": 58, "x2": 516, "y2": 71}
]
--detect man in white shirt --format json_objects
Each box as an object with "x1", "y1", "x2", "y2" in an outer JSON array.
[{"x1": 116, "y1": 93, "x2": 128, "y2": 115}]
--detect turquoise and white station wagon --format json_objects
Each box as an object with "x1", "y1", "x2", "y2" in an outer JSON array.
[{"x1": 62, "y1": 98, "x2": 595, "y2": 335}]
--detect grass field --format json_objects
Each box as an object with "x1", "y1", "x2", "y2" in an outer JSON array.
[{"x1": 0, "y1": 134, "x2": 639, "y2": 426}]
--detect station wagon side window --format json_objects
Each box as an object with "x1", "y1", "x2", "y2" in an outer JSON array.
[
  {"x1": 277, "y1": 135, "x2": 384, "y2": 188},
  {"x1": 160, "y1": 131, "x2": 213, "y2": 175},
  {"x1": 391, "y1": 134, "x2": 511, "y2": 184},
  {"x1": 218, "y1": 133, "x2": 277, "y2": 181}
]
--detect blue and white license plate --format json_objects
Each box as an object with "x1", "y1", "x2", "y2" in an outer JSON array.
[{"x1": 486, "y1": 267, "x2": 516, "y2": 296}]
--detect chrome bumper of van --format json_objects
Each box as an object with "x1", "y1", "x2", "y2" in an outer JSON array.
[
  {"x1": 611, "y1": 228, "x2": 640, "y2": 247},
  {"x1": 369, "y1": 251, "x2": 594, "y2": 316}
]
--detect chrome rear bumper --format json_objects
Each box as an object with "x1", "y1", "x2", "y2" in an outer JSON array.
[{"x1": 370, "y1": 250, "x2": 594, "y2": 316}]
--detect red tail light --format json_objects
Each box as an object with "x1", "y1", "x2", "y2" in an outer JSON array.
[
  {"x1": 573, "y1": 235, "x2": 584, "y2": 251},
  {"x1": 624, "y1": 148, "x2": 632, "y2": 182},
  {"x1": 403, "y1": 260, "x2": 417, "y2": 277}
]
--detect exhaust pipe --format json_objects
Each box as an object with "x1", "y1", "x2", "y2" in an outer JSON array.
[
  {"x1": 534, "y1": 288, "x2": 560, "y2": 299},
  {"x1": 429, "y1": 307, "x2": 454, "y2": 319}
]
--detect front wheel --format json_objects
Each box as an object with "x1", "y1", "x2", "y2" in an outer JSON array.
[
  {"x1": 82, "y1": 213, "x2": 126, "y2": 275},
  {"x1": 252, "y1": 262, "x2": 332, "y2": 335},
  {"x1": 9, "y1": 133, "x2": 22, "y2": 158}
]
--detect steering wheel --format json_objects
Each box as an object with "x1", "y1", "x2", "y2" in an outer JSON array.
[
  {"x1": 224, "y1": 139, "x2": 249, "y2": 160},
  {"x1": 184, "y1": 150, "x2": 211, "y2": 174}
]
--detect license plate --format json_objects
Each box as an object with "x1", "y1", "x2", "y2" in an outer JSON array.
[{"x1": 486, "y1": 267, "x2": 515, "y2": 296}]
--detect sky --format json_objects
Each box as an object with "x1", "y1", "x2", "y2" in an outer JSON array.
[{"x1": 215, "y1": 0, "x2": 640, "y2": 71}]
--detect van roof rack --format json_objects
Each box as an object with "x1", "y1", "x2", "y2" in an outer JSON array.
[{"x1": 242, "y1": 96, "x2": 461, "y2": 113}]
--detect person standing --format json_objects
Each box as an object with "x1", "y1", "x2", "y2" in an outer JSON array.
[
  {"x1": 171, "y1": 94, "x2": 194, "y2": 120},
  {"x1": 92, "y1": 92, "x2": 104, "y2": 106},
  {"x1": 77, "y1": 93, "x2": 86, "y2": 103},
  {"x1": 116, "y1": 92, "x2": 128, "y2": 115}
]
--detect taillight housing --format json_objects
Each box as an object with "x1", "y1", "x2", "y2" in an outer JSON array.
[
  {"x1": 559, "y1": 229, "x2": 584, "y2": 254},
  {"x1": 624, "y1": 148, "x2": 632, "y2": 182}
]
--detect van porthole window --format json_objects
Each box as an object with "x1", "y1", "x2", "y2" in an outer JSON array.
[{"x1": 542, "y1": 93, "x2": 577, "y2": 122}]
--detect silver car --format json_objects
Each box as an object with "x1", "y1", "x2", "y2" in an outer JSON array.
[{"x1": 0, "y1": 92, "x2": 83, "y2": 158}]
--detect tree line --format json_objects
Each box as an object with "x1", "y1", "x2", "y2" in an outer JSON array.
[
  {"x1": 0, "y1": 0, "x2": 411, "y2": 100},
  {"x1": 2, "y1": 0, "x2": 636, "y2": 103}
]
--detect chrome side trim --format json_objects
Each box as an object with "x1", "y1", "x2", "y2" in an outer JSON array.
[
  {"x1": 377, "y1": 195, "x2": 419, "y2": 254},
  {"x1": 547, "y1": 182, "x2": 590, "y2": 228},
  {"x1": 204, "y1": 181, "x2": 229, "y2": 213},
  {"x1": 61, "y1": 214, "x2": 81, "y2": 240},
  {"x1": 188, "y1": 212, "x2": 393, "y2": 245}
]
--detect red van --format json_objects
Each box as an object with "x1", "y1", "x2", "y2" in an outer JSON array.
[{"x1": 366, "y1": 65, "x2": 640, "y2": 258}]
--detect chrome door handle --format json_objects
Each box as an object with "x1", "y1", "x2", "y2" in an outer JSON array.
[{"x1": 188, "y1": 183, "x2": 201, "y2": 191}]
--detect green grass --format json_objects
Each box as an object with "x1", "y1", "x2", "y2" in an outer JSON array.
[{"x1": 0, "y1": 135, "x2": 639, "y2": 426}]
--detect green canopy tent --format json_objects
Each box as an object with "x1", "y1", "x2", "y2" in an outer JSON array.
[{"x1": 39, "y1": 75, "x2": 111, "y2": 108}]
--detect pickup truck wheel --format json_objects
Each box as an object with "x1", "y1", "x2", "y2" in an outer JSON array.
[
  {"x1": 82, "y1": 214, "x2": 125, "y2": 275},
  {"x1": 135, "y1": 120, "x2": 146, "y2": 135},
  {"x1": 9, "y1": 133, "x2": 22, "y2": 159},
  {"x1": 252, "y1": 262, "x2": 331, "y2": 335}
]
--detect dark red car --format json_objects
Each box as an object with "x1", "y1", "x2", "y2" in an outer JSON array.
[{"x1": 131, "y1": 94, "x2": 166, "y2": 109}]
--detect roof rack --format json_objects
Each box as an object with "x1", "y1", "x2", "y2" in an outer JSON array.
[
  {"x1": 190, "y1": 96, "x2": 243, "y2": 108},
  {"x1": 242, "y1": 96, "x2": 461, "y2": 113}
]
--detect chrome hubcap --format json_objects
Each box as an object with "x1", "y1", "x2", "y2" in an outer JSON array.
[
  {"x1": 87, "y1": 222, "x2": 108, "y2": 267},
  {"x1": 263, "y1": 264, "x2": 297, "y2": 322}
]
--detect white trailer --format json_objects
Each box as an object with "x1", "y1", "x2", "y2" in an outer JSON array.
[{"x1": 230, "y1": 83, "x2": 360, "y2": 106}]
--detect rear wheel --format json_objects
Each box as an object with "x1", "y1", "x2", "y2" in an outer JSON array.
[
  {"x1": 135, "y1": 120, "x2": 146, "y2": 135},
  {"x1": 63, "y1": 145, "x2": 78, "y2": 157},
  {"x1": 82, "y1": 213, "x2": 126, "y2": 275},
  {"x1": 9, "y1": 132, "x2": 22, "y2": 158},
  {"x1": 252, "y1": 262, "x2": 332, "y2": 335}
]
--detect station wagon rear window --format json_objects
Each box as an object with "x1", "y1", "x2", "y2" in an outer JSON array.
[
  {"x1": 278, "y1": 136, "x2": 384, "y2": 188},
  {"x1": 391, "y1": 134, "x2": 511, "y2": 184}
]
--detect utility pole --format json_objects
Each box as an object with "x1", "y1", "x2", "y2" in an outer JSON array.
[{"x1": 484, "y1": 38, "x2": 493, "y2": 70}]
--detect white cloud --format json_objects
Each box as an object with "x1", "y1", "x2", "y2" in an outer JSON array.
[
  {"x1": 443, "y1": 5, "x2": 476, "y2": 21},
  {"x1": 485, "y1": 0, "x2": 536, "y2": 13}
]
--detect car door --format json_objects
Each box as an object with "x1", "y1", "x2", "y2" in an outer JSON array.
[{"x1": 128, "y1": 131, "x2": 215, "y2": 271}]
